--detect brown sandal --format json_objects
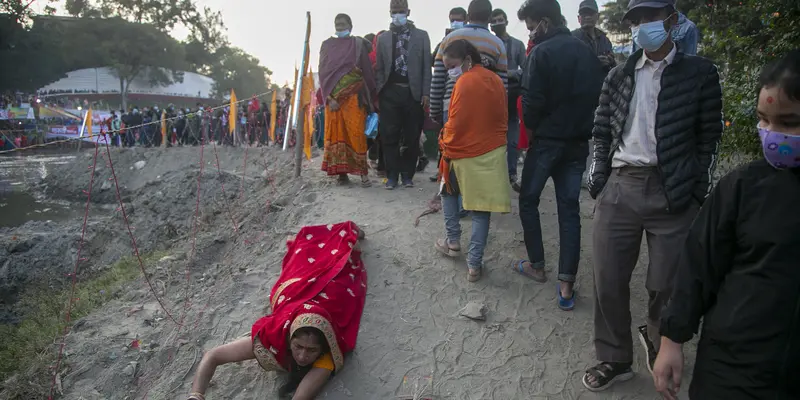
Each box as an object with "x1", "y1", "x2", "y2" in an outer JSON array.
[
  {"x1": 467, "y1": 268, "x2": 482, "y2": 282},
  {"x1": 435, "y1": 238, "x2": 461, "y2": 257}
]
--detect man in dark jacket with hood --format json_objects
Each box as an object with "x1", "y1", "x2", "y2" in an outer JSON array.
[
  {"x1": 513, "y1": 0, "x2": 604, "y2": 311},
  {"x1": 582, "y1": 0, "x2": 722, "y2": 392}
]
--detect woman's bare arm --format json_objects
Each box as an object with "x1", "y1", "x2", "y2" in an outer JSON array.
[
  {"x1": 291, "y1": 367, "x2": 332, "y2": 400},
  {"x1": 190, "y1": 337, "x2": 255, "y2": 395}
]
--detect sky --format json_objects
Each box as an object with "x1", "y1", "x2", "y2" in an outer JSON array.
[
  {"x1": 33, "y1": 0, "x2": 610, "y2": 85},
  {"x1": 187, "y1": 0, "x2": 612, "y2": 85}
]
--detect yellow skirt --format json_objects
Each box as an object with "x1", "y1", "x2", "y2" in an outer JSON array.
[
  {"x1": 321, "y1": 94, "x2": 368, "y2": 176},
  {"x1": 451, "y1": 146, "x2": 511, "y2": 213}
]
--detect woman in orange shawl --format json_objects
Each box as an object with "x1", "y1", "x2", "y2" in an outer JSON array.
[
  {"x1": 186, "y1": 222, "x2": 368, "y2": 400},
  {"x1": 435, "y1": 40, "x2": 511, "y2": 282},
  {"x1": 319, "y1": 14, "x2": 378, "y2": 187}
]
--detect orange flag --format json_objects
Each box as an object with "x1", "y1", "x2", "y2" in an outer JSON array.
[
  {"x1": 160, "y1": 110, "x2": 167, "y2": 148},
  {"x1": 269, "y1": 91, "x2": 278, "y2": 141},
  {"x1": 229, "y1": 89, "x2": 237, "y2": 135},
  {"x1": 84, "y1": 108, "x2": 92, "y2": 138}
]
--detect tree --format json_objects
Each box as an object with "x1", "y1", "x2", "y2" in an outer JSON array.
[
  {"x1": 88, "y1": 18, "x2": 186, "y2": 109},
  {"x1": 208, "y1": 46, "x2": 272, "y2": 100},
  {"x1": 693, "y1": 0, "x2": 800, "y2": 157},
  {"x1": 1, "y1": 0, "x2": 58, "y2": 24}
]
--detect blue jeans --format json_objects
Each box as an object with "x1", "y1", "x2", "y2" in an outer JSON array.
[
  {"x1": 507, "y1": 95, "x2": 520, "y2": 179},
  {"x1": 441, "y1": 170, "x2": 491, "y2": 269},
  {"x1": 518, "y1": 138, "x2": 588, "y2": 282}
]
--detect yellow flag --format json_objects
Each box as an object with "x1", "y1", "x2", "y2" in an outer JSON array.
[
  {"x1": 269, "y1": 91, "x2": 278, "y2": 141},
  {"x1": 84, "y1": 108, "x2": 92, "y2": 138},
  {"x1": 160, "y1": 110, "x2": 167, "y2": 148},
  {"x1": 302, "y1": 71, "x2": 315, "y2": 160},
  {"x1": 229, "y1": 89, "x2": 237, "y2": 135}
]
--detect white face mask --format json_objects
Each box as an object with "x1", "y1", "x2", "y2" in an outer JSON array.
[{"x1": 448, "y1": 65, "x2": 464, "y2": 80}]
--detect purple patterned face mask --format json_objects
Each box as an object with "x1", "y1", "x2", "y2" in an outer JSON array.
[{"x1": 758, "y1": 127, "x2": 800, "y2": 169}]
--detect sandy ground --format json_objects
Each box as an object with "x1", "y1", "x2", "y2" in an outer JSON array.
[{"x1": 12, "y1": 146, "x2": 701, "y2": 399}]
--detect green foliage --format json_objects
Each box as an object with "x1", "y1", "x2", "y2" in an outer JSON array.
[
  {"x1": 208, "y1": 46, "x2": 272, "y2": 100},
  {"x1": 1, "y1": 0, "x2": 272, "y2": 106},
  {"x1": 0, "y1": 252, "x2": 166, "y2": 398},
  {"x1": 0, "y1": 0, "x2": 58, "y2": 25},
  {"x1": 694, "y1": 0, "x2": 800, "y2": 157}
]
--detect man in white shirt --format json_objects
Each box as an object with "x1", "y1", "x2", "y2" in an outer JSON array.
[{"x1": 583, "y1": 0, "x2": 722, "y2": 392}]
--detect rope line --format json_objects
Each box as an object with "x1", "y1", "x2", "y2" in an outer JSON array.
[
  {"x1": 102, "y1": 135, "x2": 181, "y2": 325},
  {"x1": 48, "y1": 141, "x2": 100, "y2": 400},
  {"x1": 0, "y1": 90, "x2": 276, "y2": 155}
]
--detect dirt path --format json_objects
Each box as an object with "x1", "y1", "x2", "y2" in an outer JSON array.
[{"x1": 53, "y1": 148, "x2": 697, "y2": 400}]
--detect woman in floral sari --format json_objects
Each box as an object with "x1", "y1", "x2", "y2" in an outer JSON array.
[
  {"x1": 186, "y1": 222, "x2": 368, "y2": 400},
  {"x1": 319, "y1": 14, "x2": 378, "y2": 187}
]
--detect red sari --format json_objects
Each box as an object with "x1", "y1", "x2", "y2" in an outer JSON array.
[{"x1": 251, "y1": 221, "x2": 367, "y2": 373}]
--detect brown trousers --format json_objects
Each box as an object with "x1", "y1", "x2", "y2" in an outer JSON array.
[{"x1": 592, "y1": 167, "x2": 698, "y2": 363}]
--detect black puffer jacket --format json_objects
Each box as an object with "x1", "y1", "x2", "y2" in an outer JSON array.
[{"x1": 588, "y1": 49, "x2": 723, "y2": 213}]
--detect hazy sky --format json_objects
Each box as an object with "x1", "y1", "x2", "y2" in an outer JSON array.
[
  {"x1": 188, "y1": 0, "x2": 611, "y2": 85},
  {"x1": 34, "y1": 0, "x2": 610, "y2": 85}
]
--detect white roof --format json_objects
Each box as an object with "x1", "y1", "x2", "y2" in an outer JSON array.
[{"x1": 37, "y1": 67, "x2": 215, "y2": 99}]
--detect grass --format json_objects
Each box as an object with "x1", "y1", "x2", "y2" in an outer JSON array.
[{"x1": 0, "y1": 251, "x2": 167, "y2": 398}]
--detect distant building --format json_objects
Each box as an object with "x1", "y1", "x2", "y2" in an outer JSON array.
[{"x1": 37, "y1": 67, "x2": 215, "y2": 109}]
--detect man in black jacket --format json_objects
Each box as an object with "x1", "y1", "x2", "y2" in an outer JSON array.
[
  {"x1": 513, "y1": 0, "x2": 604, "y2": 309},
  {"x1": 582, "y1": 0, "x2": 723, "y2": 392}
]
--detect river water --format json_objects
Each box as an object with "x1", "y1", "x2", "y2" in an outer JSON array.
[{"x1": 0, "y1": 151, "x2": 83, "y2": 228}]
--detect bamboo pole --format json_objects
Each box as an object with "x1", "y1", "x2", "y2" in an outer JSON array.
[{"x1": 294, "y1": 11, "x2": 312, "y2": 177}]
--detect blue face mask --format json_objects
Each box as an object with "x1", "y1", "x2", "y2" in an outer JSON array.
[
  {"x1": 450, "y1": 21, "x2": 464, "y2": 30},
  {"x1": 392, "y1": 13, "x2": 408, "y2": 26},
  {"x1": 631, "y1": 17, "x2": 671, "y2": 52},
  {"x1": 335, "y1": 30, "x2": 350, "y2": 38}
]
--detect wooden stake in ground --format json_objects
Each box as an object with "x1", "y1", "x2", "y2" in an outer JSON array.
[{"x1": 294, "y1": 11, "x2": 312, "y2": 177}]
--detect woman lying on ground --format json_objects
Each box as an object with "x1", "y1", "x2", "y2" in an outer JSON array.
[
  {"x1": 435, "y1": 39, "x2": 511, "y2": 282},
  {"x1": 653, "y1": 49, "x2": 800, "y2": 400},
  {"x1": 186, "y1": 222, "x2": 368, "y2": 400}
]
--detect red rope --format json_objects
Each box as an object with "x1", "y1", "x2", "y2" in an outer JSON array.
[
  {"x1": 211, "y1": 142, "x2": 240, "y2": 236},
  {"x1": 48, "y1": 142, "x2": 100, "y2": 400},
  {"x1": 101, "y1": 136, "x2": 180, "y2": 325}
]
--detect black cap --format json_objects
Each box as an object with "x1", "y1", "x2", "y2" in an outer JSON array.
[
  {"x1": 623, "y1": 0, "x2": 675, "y2": 21},
  {"x1": 578, "y1": 0, "x2": 599, "y2": 13}
]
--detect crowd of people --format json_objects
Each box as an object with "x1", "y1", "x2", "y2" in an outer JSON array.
[
  {"x1": 188, "y1": 0, "x2": 800, "y2": 399},
  {"x1": 96, "y1": 94, "x2": 298, "y2": 148}
]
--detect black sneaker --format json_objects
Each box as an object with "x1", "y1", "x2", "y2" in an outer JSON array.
[{"x1": 637, "y1": 325, "x2": 657, "y2": 374}]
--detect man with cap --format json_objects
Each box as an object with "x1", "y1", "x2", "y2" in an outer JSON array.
[
  {"x1": 583, "y1": 0, "x2": 722, "y2": 391},
  {"x1": 631, "y1": 4, "x2": 699, "y2": 55},
  {"x1": 375, "y1": 0, "x2": 432, "y2": 189},
  {"x1": 572, "y1": 0, "x2": 616, "y2": 74}
]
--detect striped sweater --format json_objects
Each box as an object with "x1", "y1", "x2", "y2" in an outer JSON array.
[{"x1": 430, "y1": 24, "x2": 508, "y2": 121}]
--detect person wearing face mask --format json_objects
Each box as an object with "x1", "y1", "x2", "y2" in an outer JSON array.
[
  {"x1": 571, "y1": 0, "x2": 615, "y2": 74},
  {"x1": 435, "y1": 39, "x2": 510, "y2": 283},
  {"x1": 375, "y1": 0, "x2": 432, "y2": 189},
  {"x1": 632, "y1": 8, "x2": 698, "y2": 56},
  {"x1": 430, "y1": 0, "x2": 508, "y2": 126},
  {"x1": 583, "y1": 0, "x2": 723, "y2": 391},
  {"x1": 431, "y1": 7, "x2": 468, "y2": 70},
  {"x1": 490, "y1": 8, "x2": 526, "y2": 191},
  {"x1": 652, "y1": 49, "x2": 800, "y2": 400},
  {"x1": 429, "y1": 6, "x2": 469, "y2": 184},
  {"x1": 318, "y1": 13, "x2": 378, "y2": 188},
  {"x1": 513, "y1": 0, "x2": 604, "y2": 312}
]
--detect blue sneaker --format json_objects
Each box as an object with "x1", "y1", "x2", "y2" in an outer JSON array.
[{"x1": 384, "y1": 179, "x2": 398, "y2": 190}]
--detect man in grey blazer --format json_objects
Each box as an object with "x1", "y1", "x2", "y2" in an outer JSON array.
[{"x1": 375, "y1": 0, "x2": 432, "y2": 189}]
